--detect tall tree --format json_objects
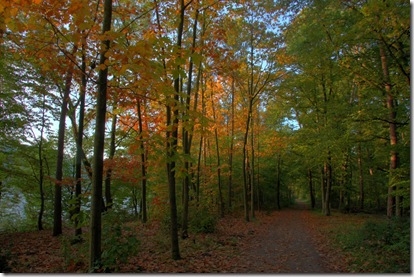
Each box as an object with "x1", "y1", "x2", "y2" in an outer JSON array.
[
  {"x1": 53, "y1": 46, "x2": 77, "y2": 236},
  {"x1": 136, "y1": 97, "x2": 147, "y2": 223},
  {"x1": 229, "y1": 0, "x2": 280, "y2": 221},
  {"x1": 89, "y1": 0, "x2": 112, "y2": 270},
  {"x1": 104, "y1": 104, "x2": 117, "y2": 210},
  {"x1": 181, "y1": 6, "x2": 200, "y2": 239},
  {"x1": 209, "y1": 82, "x2": 224, "y2": 218},
  {"x1": 36, "y1": 94, "x2": 47, "y2": 231},
  {"x1": 73, "y1": 44, "x2": 88, "y2": 238},
  {"x1": 165, "y1": 0, "x2": 193, "y2": 260}
]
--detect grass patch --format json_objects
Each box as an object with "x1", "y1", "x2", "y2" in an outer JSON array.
[{"x1": 331, "y1": 215, "x2": 410, "y2": 273}]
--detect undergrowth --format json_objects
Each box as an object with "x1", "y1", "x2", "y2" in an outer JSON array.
[
  {"x1": 332, "y1": 216, "x2": 410, "y2": 273},
  {"x1": 61, "y1": 210, "x2": 140, "y2": 273}
]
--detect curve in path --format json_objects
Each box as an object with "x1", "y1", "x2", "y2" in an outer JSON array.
[{"x1": 239, "y1": 201, "x2": 332, "y2": 273}]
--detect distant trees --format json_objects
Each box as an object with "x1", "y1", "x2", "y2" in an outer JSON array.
[{"x1": 281, "y1": 0, "x2": 410, "y2": 215}]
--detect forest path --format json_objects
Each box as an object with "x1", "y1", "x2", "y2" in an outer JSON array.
[
  {"x1": 0, "y1": 200, "x2": 346, "y2": 273},
  {"x1": 236, "y1": 200, "x2": 333, "y2": 273}
]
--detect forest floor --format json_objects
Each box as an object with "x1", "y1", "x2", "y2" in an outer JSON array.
[{"x1": 0, "y1": 201, "x2": 350, "y2": 273}]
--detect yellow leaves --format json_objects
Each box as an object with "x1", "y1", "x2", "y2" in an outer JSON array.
[
  {"x1": 67, "y1": 0, "x2": 83, "y2": 14},
  {"x1": 0, "y1": 1, "x2": 20, "y2": 26},
  {"x1": 97, "y1": 63, "x2": 107, "y2": 71},
  {"x1": 41, "y1": 62, "x2": 51, "y2": 72},
  {"x1": 9, "y1": 7, "x2": 18, "y2": 17},
  {"x1": 143, "y1": 29, "x2": 156, "y2": 42},
  {"x1": 116, "y1": 64, "x2": 127, "y2": 75}
]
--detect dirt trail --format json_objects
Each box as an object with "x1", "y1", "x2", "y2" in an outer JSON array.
[{"x1": 236, "y1": 201, "x2": 334, "y2": 273}]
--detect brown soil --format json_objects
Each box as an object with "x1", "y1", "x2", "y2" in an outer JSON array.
[{"x1": 224, "y1": 201, "x2": 346, "y2": 273}]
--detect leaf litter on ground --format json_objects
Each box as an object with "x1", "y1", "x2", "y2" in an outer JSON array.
[{"x1": 1, "y1": 206, "x2": 351, "y2": 273}]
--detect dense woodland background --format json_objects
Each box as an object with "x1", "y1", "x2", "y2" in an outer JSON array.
[{"x1": 0, "y1": 0, "x2": 410, "y2": 272}]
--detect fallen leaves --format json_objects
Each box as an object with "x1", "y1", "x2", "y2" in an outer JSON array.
[{"x1": 0, "y1": 206, "x2": 352, "y2": 273}]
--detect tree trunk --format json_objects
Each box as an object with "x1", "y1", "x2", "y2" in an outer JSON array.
[
  {"x1": 250, "y1": 116, "x2": 255, "y2": 219},
  {"x1": 165, "y1": 0, "x2": 186, "y2": 260},
  {"x1": 166, "y1": 102, "x2": 180, "y2": 260},
  {"x1": 37, "y1": 95, "x2": 46, "y2": 231},
  {"x1": 137, "y1": 98, "x2": 147, "y2": 223},
  {"x1": 195, "y1": 136, "x2": 203, "y2": 203},
  {"x1": 53, "y1": 46, "x2": 76, "y2": 237},
  {"x1": 321, "y1": 166, "x2": 326, "y2": 214},
  {"x1": 379, "y1": 42, "x2": 399, "y2": 218},
  {"x1": 308, "y1": 169, "x2": 315, "y2": 209},
  {"x1": 357, "y1": 143, "x2": 364, "y2": 211},
  {"x1": 132, "y1": 186, "x2": 139, "y2": 217},
  {"x1": 89, "y1": 0, "x2": 112, "y2": 270},
  {"x1": 196, "y1": 76, "x2": 207, "y2": 203},
  {"x1": 74, "y1": 48, "x2": 87, "y2": 238},
  {"x1": 338, "y1": 152, "x2": 349, "y2": 212},
  {"x1": 38, "y1": 154, "x2": 44, "y2": 231},
  {"x1": 255, "y1": 110, "x2": 261, "y2": 212},
  {"x1": 181, "y1": 9, "x2": 199, "y2": 239},
  {"x1": 324, "y1": 153, "x2": 332, "y2": 216},
  {"x1": 276, "y1": 154, "x2": 281, "y2": 210},
  {"x1": 104, "y1": 109, "x2": 117, "y2": 210},
  {"x1": 242, "y1": 99, "x2": 253, "y2": 222},
  {"x1": 210, "y1": 91, "x2": 224, "y2": 218},
  {"x1": 227, "y1": 78, "x2": 235, "y2": 210}
]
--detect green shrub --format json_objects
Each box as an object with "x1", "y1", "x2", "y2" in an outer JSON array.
[
  {"x1": 0, "y1": 244, "x2": 12, "y2": 273},
  {"x1": 334, "y1": 217, "x2": 410, "y2": 273},
  {"x1": 189, "y1": 207, "x2": 217, "y2": 234},
  {"x1": 61, "y1": 210, "x2": 140, "y2": 273},
  {"x1": 101, "y1": 211, "x2": 140, "y2": 272},
  {"x1": 362, "y1": 218, "x2": 410, "y2": 254}
]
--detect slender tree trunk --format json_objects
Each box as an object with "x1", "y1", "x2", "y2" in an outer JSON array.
[
  {"x1": 89, "y1": 0, "x2": 112, "y2": 269},
  {"x1": 339, "y1": 152, "x2": 349, "y2": 212},
  {"x1": 242, "y1": 25, "x2": 256, "y2": 222},
  {"x1": 255, "y1": 111, "x2": 261, "y2": 212},
  {"x1": 68, "y1": 98, "x2": 93, "y2": 182},
  {"x1": 137, "y1": 98, "x2": 147, "y2": 223},
  {"x1": 38, "y1": 154, "x2": 44, "y2": 231},
  {"x1": 166, "y1": 103, "x2": 180, "y2": 260},
  {"x1": 181, "y1": 9, "x2": 199, "y2": 239},
  {"x1": 324, "y1": 153, "x2": 332, "y2": 216},
  {"x1": 379, "y1": 42, "x2": 399, "y2": 218},
  {"x1": 357, "y1": 143, "x2": 364, "y2": 211},
  {"x1": 155, "y1": 0, "x2": 180, "y2": 254},
  {"x1": 53, "y1": 46, "x2": 76, "y2": 237},
  {"x1": 308, "y1": 169, "x2": 315, "y2": 209},
  {"x1": 242, "y1": 100, "x2": 253, "y2": 222},
  {"x1": 196, "y1": 76, "x2": 207, "y2": 203},
  {"x1": 74, "y1": 48, "x2": 87, "y2": 238},
  {"x1": 250, "y1": 116, "x2": 255, "y2": 219},
  {"x1": 210, "y1": 91, "x2": 224, "y2": 218},
  {"x1": 321, "y1": 165, "x2": 326, "y2": 215},
  {"x1": 276, "y1": 154, "x2": 281, "y2": 210},
  {"x1": 165, "y1": 0, "x2": 186, "y2": 260},
  {"x1": 104, "y1": 109, "x2": 117, "y2": 210},
  {"x1": 196, "y1": 136, "x2": 203, "y2": 203},
  {"x1": 227, "y1": 78, "x2": 235, "y2": 210},
  {"x1": 37, "y1": 95, "x2": 46, "y2": 231}
]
